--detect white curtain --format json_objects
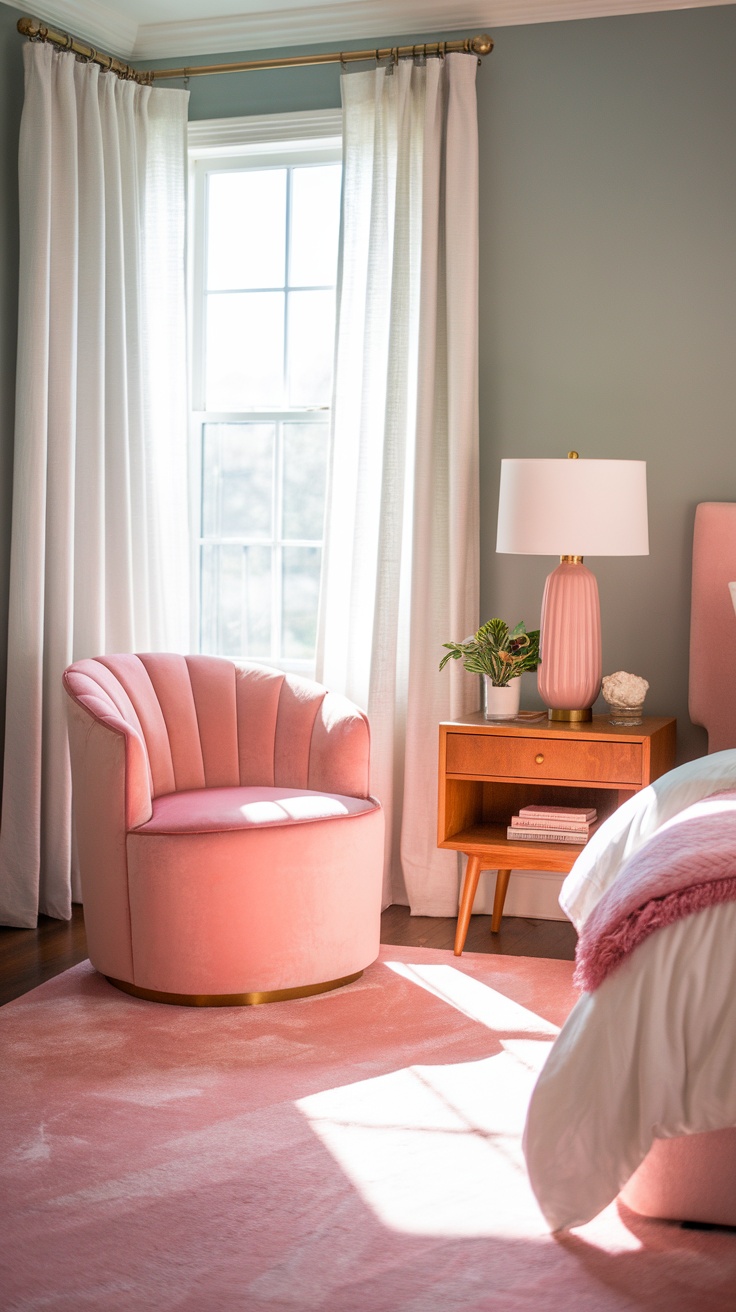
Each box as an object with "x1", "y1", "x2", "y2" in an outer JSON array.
[
  {"x1": 318, "y1": 54, "x2": 480, "y2": 914},
  {"x1": 0, "y1": 43, "x2": 190, "y2": 928}
]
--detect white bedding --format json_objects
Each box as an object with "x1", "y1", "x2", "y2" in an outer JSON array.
[
  {"x1": 523, "y1": 749, "x2": 736, "y2": 1232},
  {"x1": 560, "y1": 748, "x2": 736, "y2": 929}
]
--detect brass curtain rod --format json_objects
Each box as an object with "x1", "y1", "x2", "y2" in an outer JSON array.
[
  {"x1": 17, "y1": 17, "x2": 493, "y2": 86},
  {"x1": 18, "y1": 16, "x2": 151, "y2": 83},
  {"x1": 150, "y1": 33, "x2": 493, "y2": 80}
]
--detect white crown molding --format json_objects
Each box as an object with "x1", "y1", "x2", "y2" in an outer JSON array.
[
  {"x1": 6, "y1": 0, "x2": 138, "y2": 57},
  {"x1": 8, "y1": 0, "x2": 734, "y2": 62},
  {"x1": 188, "y1": 107, "x2": 342, "y2": 155},
  {"x1": 133, "y1": 0, "x2": 736, "y2": 59},
  {"x1": 132, "y1": 2, "x2": 467, "y2": 59}
]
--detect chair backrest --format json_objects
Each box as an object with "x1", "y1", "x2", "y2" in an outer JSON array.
[{"x1": 63, "y1": 654, "x2": 371, "y2": 798}]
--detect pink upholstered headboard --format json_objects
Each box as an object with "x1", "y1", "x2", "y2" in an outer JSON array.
[{"x1": 689, "y1": 503, "x2": 736, "y2": 753}]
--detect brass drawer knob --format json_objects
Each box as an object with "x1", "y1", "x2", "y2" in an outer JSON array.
[{"x1": 535, "y1": 753, "x2": 544, "y2": 764}]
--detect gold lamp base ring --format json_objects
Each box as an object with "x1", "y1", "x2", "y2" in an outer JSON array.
[{"x1": 547, "y1": 708, "x2": 593, "y2": 722}]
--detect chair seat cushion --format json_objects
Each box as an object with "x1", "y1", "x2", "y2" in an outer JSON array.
[
  {"x1": 126, "y1": 790, "x2": 384, "y2": 996},
  {"x1": 133, "y1": 785, "x2": 377, "y2": 836}
]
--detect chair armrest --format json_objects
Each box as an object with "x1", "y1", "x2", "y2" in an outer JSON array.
[
  {"x1": 64, "y1": 690, "x2": 153, "y2": 982},
  {"x1": 63, "y1": 681, "x2": 152, "y2": 830},
  {"x1": 308, "y1": 691, "x2": 372, "y2": 799}
]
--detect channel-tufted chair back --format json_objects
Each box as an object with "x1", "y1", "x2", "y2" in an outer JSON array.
[{"x1": 64, "y1": 653, "x2": 371, "y2": 820}]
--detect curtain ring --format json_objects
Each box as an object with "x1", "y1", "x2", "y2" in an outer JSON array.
[{"x1": 377, "y1": 47, "x2": 396, "y2": 75}]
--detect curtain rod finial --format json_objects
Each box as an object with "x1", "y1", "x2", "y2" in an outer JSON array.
[
  {"x1": 470, "y1": 34, "x2": 494, "y2": 57},
  {"x1": 18, "y1": 16, "x2": 41, "y2": 38}
]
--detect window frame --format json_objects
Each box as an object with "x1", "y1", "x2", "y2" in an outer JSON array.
[{"x1": 187, "y1": 110, "x2": 342, "y2": 670}]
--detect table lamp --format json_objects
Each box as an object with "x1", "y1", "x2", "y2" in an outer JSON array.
[{"x1": 496, "y1": 453, "x2": 649, "y2": 721}]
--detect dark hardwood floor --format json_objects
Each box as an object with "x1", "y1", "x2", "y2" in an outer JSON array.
[
  {"x1": 0, "y1": 904, "x2": 576, "y2": 1007},
  {"x1": 0, "y1": 906, "x2": 89, "y2": 1006},
  {"x1": 381, "y1": 904, "x2": 576, "y2": 961}
]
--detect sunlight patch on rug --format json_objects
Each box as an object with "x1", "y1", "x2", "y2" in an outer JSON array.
[
  {"x1": 297, "y1": 1047, "x2": 556, "y2": 1238},
  {"x1": 383, "y1": 961, "x2": 561, "y2": 1037}
]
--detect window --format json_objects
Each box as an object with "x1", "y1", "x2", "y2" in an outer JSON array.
[{"x1": 189, "y1": 112, "x2": 342, "y2": 672}]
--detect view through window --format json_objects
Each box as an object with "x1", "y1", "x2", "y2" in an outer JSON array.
[{"x1": 190, "y1": 119, "x2": 342, "y2": 671}]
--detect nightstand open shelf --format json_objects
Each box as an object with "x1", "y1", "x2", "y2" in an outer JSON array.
[
  {"x1": 438, "y1": 712, "x2": 676, "y2": 952},
  {"x1": 444, "y1": 818, "x2": 604, "y2": 862}
]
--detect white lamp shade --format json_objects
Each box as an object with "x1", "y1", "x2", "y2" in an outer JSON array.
[{"x1": 496, "y1": 458, "x2": 649, "y2": 557}]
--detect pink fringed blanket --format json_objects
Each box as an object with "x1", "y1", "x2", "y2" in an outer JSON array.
[{"x1": 574, "y1": 790, "x2": 736, "y2": 991}]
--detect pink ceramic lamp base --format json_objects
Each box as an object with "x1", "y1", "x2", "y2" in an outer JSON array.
[{"x1": 537, "y1": 559, "x2": 602, "y2": 720}]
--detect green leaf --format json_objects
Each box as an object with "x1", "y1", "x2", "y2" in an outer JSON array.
[{"x1": 439, "y1": 617, "x2": 541, "y2": 680}]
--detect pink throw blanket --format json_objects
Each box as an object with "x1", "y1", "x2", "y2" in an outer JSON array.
[{"x1": 574, "y1": 790, "x2": 736, "y2": 991}]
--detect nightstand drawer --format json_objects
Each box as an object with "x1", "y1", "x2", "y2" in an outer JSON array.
[{"x1": 445, "y1": 732, "x2": 642, "y2": 786}]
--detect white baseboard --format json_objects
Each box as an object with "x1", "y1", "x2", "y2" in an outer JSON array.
[{"x1": 473, "y1": 868, "x2": 567, "y2": 922}]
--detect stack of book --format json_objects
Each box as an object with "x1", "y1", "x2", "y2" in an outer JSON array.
[{"x1": 506, "y1": 804, "x2": 597, "y2": 845}]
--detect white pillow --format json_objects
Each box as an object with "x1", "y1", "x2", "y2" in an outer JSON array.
[{"x1": 559, "y1": 748, "x2": 736, "y2": 931}]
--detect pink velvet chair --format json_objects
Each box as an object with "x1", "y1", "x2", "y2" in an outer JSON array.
[{"x1": 63, "y1": 654, "x2": 384, "y2": 1005}]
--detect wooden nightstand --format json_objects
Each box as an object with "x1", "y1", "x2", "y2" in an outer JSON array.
[{"x1": 438, "y1": 713, "x2": 676, "y2": 954}]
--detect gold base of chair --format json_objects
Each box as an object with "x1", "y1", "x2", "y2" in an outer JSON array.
[{"x1": 105, "y1": 970, "x2": 363, "y2": 1007}]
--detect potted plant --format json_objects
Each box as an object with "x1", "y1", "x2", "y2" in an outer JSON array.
[{"x1": 440, "y1": 618, "x2": 541, "y2": 720}]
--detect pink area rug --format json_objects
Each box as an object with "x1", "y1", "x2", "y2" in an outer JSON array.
[{"x1": 2, "y1": 946, "x2": 735, "y2": 1311}]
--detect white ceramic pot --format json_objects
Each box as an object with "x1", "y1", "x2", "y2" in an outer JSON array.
[{"x1": 483, "y1": 676, "x2": 521, "y2": 721}]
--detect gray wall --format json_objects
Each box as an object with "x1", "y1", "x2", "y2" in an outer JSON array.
[
  {"x1": 478, "y1": 8, "x2": 736, "y2": 761},
  {"x1": 2, "y1": 5, "x2": 736, "y2": 774}
]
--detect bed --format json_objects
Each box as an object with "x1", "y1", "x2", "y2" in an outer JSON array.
[{"x1": 523, "y1": 502, "x2": 736, "y2": 1232}]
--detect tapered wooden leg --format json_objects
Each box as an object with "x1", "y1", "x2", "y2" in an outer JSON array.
[
  {"x1": 454, "y1": 854, "x2": 483, "y2": 956},
  {"x1": 491, "y1": 869, "x2": 512, "y2": 934}
]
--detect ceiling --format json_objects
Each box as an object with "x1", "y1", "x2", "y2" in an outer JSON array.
[{"x1": 6, "y1": 0, "x2": 733, "y2": 60}]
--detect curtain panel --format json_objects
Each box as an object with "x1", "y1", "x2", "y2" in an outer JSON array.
[
  {"x1": 0, "y1": 43, "x2": 190, "y2": 927},
  {"x1": 318, "y1": 54, "x2": 480, "y2": 914}
]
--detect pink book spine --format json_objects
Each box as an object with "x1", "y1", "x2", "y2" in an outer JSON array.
[
  {"x1": 506, "y1": 827, "x2": 588, "y2": 844},
  {"x1": 510, "y1": 816, "x2": 591, "y2": 833}
]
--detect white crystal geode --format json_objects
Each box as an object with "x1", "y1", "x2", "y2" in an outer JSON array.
[{"x1": 601, "y1": 671, "x2": 649, "y2": 708}]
